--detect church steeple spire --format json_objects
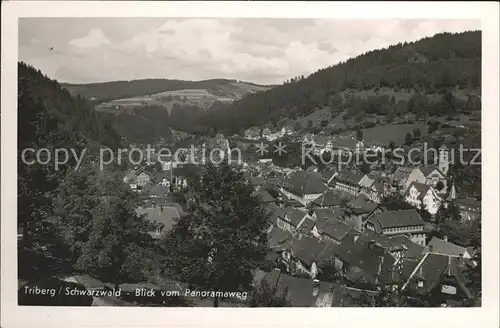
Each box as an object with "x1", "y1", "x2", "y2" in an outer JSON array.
[{"x1": 447, "y1": 180, "x2": 457, "y2": 202}]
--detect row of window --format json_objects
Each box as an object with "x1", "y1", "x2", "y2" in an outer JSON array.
[{"x1": 384, "y1": 225, "x2": 423, "y2": 233}]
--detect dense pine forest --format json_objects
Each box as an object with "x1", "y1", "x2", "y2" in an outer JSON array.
[
  {"x1": 19, "y1": 63, "x2": 122, "y2": 149},
  {"x1": 201, "y1": 31, "x2": 481, "y2": 134},
  {"x1": 18, "y1": 62, "x2": 156, "y2": 284}
]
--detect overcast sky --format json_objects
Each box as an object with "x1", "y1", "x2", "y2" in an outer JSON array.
[{"x1": 19, "y1": 18, "x2": 480, "y2": 85}]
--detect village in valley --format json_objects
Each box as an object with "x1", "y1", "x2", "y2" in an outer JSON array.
[
  {"x1": 16, "y1": 21, "x2": 483, "y2": 309},
  {"x1": 118, "y1": 114, "x2": 481, "y2": 307}
]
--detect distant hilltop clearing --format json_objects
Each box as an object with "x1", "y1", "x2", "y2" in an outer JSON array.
[{"x1": 61, "y1": 78, "x2": 272, "y2": 110}]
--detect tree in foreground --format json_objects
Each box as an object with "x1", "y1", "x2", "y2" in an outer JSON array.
[
  {"x1": 159, "y1": 163, "x2": 270, "y2": 307},
  {"x1": 53, "y1": 163, "x2": 155, "y2": 284}
]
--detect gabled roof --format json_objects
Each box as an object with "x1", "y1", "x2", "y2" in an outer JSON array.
[
  {"x1": 335, "y1": 237, "x2": 396, "y2": 285},
  {"x1": 298, "y1": 216, "x2": 316, "y2": 231},
  {"x1": 401, "y1": 253, "x2": 473, "y2": 299},
  {"x1": 267, "y1": 228, "x2": 293, "y2": 249},
  {"x1": 319, "y1": 221, "x2": 352, "y2": 242},
  {"x1": 424, "y1": 237, "x2": 469, "y2": 258},
  {"x1": 262, "y1": 270, "x2": 339, "y2": 307},
  {"x1": 335, "y1": 171, "x2": 364, "y2": 185},
  {"x1": 391, "y1": 167, "x2": 413, "y2": 182},
  {"x1": 291, "y1": 236, "x2": 335, "y2": 267},
  {"x1": 419, "y1": 166, "x2": 446, "y2": 178},
  {"x1": 281, "y1": 207, "x2": 308, "y2": 227},
  {"x1": 312, "y1": 189, "x2": 343, "y2": 207},
  {"x1": 281, "y1": 171, "x2": 327, "y2": 196},
  {"x1": 406, "y1": 181, "x2": 433, "y2": 201},
  {"x1": 361, "y1": 230, "x2": 425, "y2": 259},
  {"x1": 366, "y1": 209, "x2": 424, "y2": 232},
  {"x1": 347, "y1": 194, "x2": 378, "y2": 213}
]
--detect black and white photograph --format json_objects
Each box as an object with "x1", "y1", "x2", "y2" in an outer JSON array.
[{"x1": 1, "y1": 1, "x2": 499, "y2": 328}]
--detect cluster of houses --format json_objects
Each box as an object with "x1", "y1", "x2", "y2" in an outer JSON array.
[
  {"x1": 246, "y1": 140, "x2": 480, "y2": 306},
  {"x1": 245, "y1": 126, "x2": 295, "y2": 141},
  {"x1": 120, "y1": 129, "x2": 480, "y2": 307}
]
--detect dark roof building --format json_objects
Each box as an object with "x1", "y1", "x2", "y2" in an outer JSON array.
[
  {"x1": 365, "y1": 209, "x2": 425, "y2": 234},
  {"x1": 312, "y1": 189, "x2": 343, "y2": 207},
  {"x1": 281, "y1": 171, "x2": 328, "y2": 196}
]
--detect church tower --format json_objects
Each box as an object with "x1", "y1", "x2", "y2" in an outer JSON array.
[{"x1": 438, "y1": 145, "x2": 450, "y2": 176}]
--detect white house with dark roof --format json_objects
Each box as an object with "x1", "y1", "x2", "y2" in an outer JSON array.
[
  {"x1": 279, "y1": 171, "x2": 328, "y2": 205},
  {"x1": 364, "y1": 209, "x2": 426, "y2": 246},
  {"x1": 419, "y1": 166, "x2": 448, "y2": 194},
  {"x1": 391, "y1": 167, "x2": 427, "y2": 193},
  {"x1": 333, "y1": 171, "x2": 365, "y2": 196},
  {"x1": 405, "y1": 181, "x2": 442, "y2": 215}
]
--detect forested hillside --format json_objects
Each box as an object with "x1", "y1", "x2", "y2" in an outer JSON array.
[
  {"x1": 19, "y1": 62, "x2": 122, "y2": 149},
  {"x1": 201, "y1": 31, "x2": 481, "y2": 134},
  {"x1": 18, "y1": 62, "x2": 155, "y2": 284}
]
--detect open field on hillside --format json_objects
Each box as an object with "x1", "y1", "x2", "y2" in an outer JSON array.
[
  {"x1": 362, "y1": 123, "x2": 428, "y2": 146},
  {"x1": 95, "y1": 82, "x2": 270, "y2": 114}
]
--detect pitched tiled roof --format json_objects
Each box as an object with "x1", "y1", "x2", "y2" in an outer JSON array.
[
  {"x1": 291, "y1": 236, "x2": 336, "y2": 267},
  {"x1": 314, "y1": 208, "x2": 339, "y2": 222},
  {"x1": 335, "y1": 171, "x2": 364, "y2": 185},
  {"x1": 281, "y1": 207, "x2": 308, "y2": 227},
  {"x1": 424, "y1": 237, "x2": 468, "y2": 257},
  {"x1": 281, "y1": 171, "x2": 327, "y2": 196},
  {"x1": 298, "y1": 216, "x2": 316, "y2": 231},
  {"x1": 267, "y1": 228, "x2": 293, "y2": 249},
  {"x1": 320, "y1": 221, "x2": 352, "y2": 242},
  {"x1": 335, "y1": 238, "x2": 396, "y2": 285},
  {"x1": 406, "y1": 181, "x2": 433, "y2": 201},
  {"x1": 312, "y1": 189, "x2": 343, "y2": 207},
  {"x1": 402, "y1": 253, "x2": 473, "y2": 299},
  {"x1": 392, "y1": 167, "x2": 412, "y2": 182},
  {"x1": 347, "y1": 195, "x2": 378, "y2": 212},
  {"x1": 419, "y1": 166, "x2": 446, "y2": 178},
  {"x1": 263, "y1": 270, "x2": 338, "y2": 307},
  {"x1": 367, "y1": 209, "x2": 424, "y2": 232}
]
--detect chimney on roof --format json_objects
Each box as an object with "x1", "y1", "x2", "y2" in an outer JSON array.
[
  {"x1": 428, "y1": 244, "x2": 434, "y2": 253},
  {"x1": 443, "y1": 236, "x2": 448, "y2": 242}
]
